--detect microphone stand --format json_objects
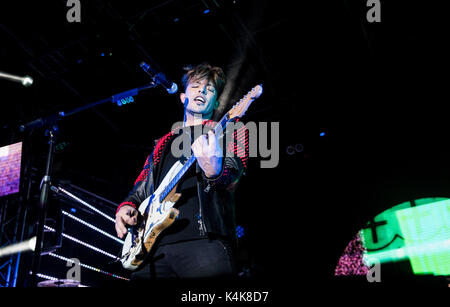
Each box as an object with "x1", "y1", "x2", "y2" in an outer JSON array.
[
  {"x1": 24, "y1": 81, "x2": 157, "y2": 286},
  {"x1": 29, "y1": 126, "x2": 57, "y2": 287}
]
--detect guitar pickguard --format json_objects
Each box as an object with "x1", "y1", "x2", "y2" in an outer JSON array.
[{"x1": 121, "y1": 161, "x2": 184, "y2": 270}]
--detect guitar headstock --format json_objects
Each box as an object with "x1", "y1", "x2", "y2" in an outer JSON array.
[{"x1": 228, "y1": 84, "x2": 263, "y2": 120}]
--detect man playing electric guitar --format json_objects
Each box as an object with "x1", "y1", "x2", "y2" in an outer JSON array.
[{"x1": 115, "y1": 63, "x2": 249, "y2": 280}]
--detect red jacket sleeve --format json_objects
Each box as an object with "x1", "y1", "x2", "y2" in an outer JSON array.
[
  {"x1": 202, "y1": 121, "x2": 249, "y2": 191},
  {"x1": 116, "y1": 153, "x2": 152, "y2": 215}
]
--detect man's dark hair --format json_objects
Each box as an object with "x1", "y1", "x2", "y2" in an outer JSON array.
[{"x1": 181, "y1": 63, "x2": 226, "y2": 98}]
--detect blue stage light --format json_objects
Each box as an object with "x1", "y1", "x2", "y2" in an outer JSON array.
[
  {"x1": 115, "y1": 96, "x2": 134, "y2": 107},
  {"x1": 236, "y1": 225, "x2": 244, "y2": 238},
  {"x1": 112, "y1": 89, "x2": 138, "y2": 107},
  {"x1": 320, "y1": 132, "x2": 326, "y2": 137},
  {"x1": 70, "y1": 208, "x2": 76, "y2": 213},
  {"x1": 203, "y1": 9, "x2": 210, "y2": 14}
]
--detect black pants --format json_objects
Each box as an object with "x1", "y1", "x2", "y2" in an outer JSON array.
[{"x1": 130, "y1": 238, "x2": 236, "y2": 280}]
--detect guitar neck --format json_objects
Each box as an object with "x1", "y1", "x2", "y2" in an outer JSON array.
[{"x1": 157, "y1": 83, "x2": 262, "y2": 202}]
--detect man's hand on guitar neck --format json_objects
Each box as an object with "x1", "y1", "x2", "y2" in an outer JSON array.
[
  {"x1": 192, "y1": 130, "x2": 223, "y2": 178},
  {"x1": 115, "y1": 205, "x2": 138, "y2": 239}
]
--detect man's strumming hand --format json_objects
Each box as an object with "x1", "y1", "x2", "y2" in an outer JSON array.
[{"x1": 115, "y1": 205, "x2": 138, "y2": 239}]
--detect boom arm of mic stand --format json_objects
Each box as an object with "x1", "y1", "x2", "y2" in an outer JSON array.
[
  {"x1": 63, "y1": 84, "x2": 156, "y2": 117},
  {"x1": 20, "y1": 83, "x2": 156, "y2": 132}
]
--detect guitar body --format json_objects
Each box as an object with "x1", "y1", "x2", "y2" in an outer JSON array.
[{"x1": 121, "y1": 161, "x2": 184, "y2": 270}]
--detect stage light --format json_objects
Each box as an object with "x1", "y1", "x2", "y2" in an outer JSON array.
[
  {"x1": 44, "y1": 225, "x2": 118, "y2": 259},
  {"x1": 61, "y1": 210, "x2": 124, "y2": 244},
  {"x1": 70, "y1": 208, "x2": 76, "y2": 213},
  {"x1": 22, "y1": 76, "x2": 33, "y2": 87},
  {"x1": 56, "y1": 186, "x2": 116, "y2": 223},
  {"x1": 116, "y1": 96, "x2": 135, "y2": 107},
  {"x1": 236, "y1": 225, "x2": 244, "y2": 238},
  {"x1": 47, "y1": 253, "x2": 129, "y2": 281},
  {"x1": 174, "y1": 17, "x2": 180, "y2": 22},
  {"x1": 101, "y1": 53, "x2": 105, "y2": 57},
  {"x1": 320, "y1": 132, "x2": 326, "y2": 137},
  {"x1": 112, "y1": 88, "x2": 138, "y2": 107},
  {"x1": 203, "y1": 9, "x2": 210, "y2": 14}
]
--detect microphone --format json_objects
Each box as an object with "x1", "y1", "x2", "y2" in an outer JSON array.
[
  {"x1": 0, "y1": 71, "x2": 33, "y2": 87},
  {"x1": 140, "y1": 62, "x2": 178, "y2": 94}
]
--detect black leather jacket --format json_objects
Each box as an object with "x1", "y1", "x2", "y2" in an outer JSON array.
[{"x1": 118, "y1": 120, "x2": 248, "y2": 242}]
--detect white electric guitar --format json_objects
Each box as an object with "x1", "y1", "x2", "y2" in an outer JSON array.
[{"x1": 120, "y1": 84, "x2": 263, "y2": 270}]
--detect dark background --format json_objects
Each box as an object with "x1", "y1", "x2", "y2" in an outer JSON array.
[{"x1": 1, "y1": 0, "x2": 449, "y2": 290}]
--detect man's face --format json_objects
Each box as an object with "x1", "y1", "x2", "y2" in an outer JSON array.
[{"x1": 180, "y1": 77, "x2": 219, "y2": 118}]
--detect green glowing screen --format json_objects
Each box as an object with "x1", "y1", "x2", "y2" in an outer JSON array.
[{"x1": 360, "y1": 197, "x2": 450, "y2": 276}]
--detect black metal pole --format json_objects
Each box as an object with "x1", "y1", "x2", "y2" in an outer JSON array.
[{"x1": 29, "y1": 128, "x2": 56, "y2": 286}]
